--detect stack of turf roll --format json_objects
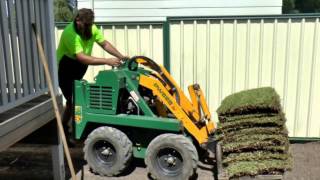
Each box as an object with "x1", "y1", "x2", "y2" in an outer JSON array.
[{"x1": 216, "y1": 87, "x2": 292, "y2": 178}]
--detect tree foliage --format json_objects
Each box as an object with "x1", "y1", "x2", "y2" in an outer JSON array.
[
  {"x1": 54, "y1": 0, "x2": 74, "y2": 22},
  {"x1": 283, "y1": 0, "x2": 320, "y2": 13},
  {"x1": 295, "y1": 0, "x2": 320, "y2": 13},
  {"x1": 283, "y1": 0, "x2": 295, "y2": 13}
]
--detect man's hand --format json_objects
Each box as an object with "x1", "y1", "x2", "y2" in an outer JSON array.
[
  {"x1": 76, "y1": 53, "x2": 122, "y2": 66},
  {"x1": 120, "y1": 56, "x2": 130, "y2": 61},
  {"x1": 105, "y1": 58, "x2": 122, "y2": 66}
]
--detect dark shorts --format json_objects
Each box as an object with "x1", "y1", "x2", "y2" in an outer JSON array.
[{"x1": 58, "y1": 55, "x2": 88, "y2": 105}]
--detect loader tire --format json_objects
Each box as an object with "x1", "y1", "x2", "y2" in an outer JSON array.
[
  {"x1": 145, "y1": 133, "x2": 198, "y2": 180},
  {"x1": 84, "y1": 126, "x2": 132, "y2": 176}
]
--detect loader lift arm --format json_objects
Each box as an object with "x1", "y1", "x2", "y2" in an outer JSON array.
[{"x1": 130, "y1": 56, "x2": 215, "y2": 144}]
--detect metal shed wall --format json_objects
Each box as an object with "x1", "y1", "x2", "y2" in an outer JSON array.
[
  {"x1": 77, "y1": 0, "x2": 282, "y2": 22},
  {"x1": 169, "y1": 16, "x2": 320, "y2": 138}
]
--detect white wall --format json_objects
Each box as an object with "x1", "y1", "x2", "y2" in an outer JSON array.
[{"x1": 78, "y1": 0, "x2": 282, "y2": 22}]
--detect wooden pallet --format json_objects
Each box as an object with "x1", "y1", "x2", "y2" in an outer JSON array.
[{"x1": 216, "y1": 142, "x2": 283, "y2": 180}]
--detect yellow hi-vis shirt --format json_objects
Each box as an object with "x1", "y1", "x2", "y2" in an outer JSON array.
[{"x1": 56, "y1": 22, "x2": 105, "y2": 64}]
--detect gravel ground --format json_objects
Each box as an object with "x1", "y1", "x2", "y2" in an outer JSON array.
[{"x1": 0, "y1": 142, "x2": 319, "y2": 180}]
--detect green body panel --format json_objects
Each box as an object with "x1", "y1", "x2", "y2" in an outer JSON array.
[
  {"x1": 75, "y1": 64, "x2": 155, "y2": 116},
  {"x1": 78, "y1": 71, "x2": 121, "y2": 115},
  {"x1": 289, "y1": 137, "x2": 320, "y2": 143},
  {"x1": 74, "y1": 60, "x2": 182, "y2": 158},
  {"x1": 75, "y1": 113, "x2": 181, "y2": 139},
  {"x1": 133, "y1": 147, "x2": 147, "y2": 159}
]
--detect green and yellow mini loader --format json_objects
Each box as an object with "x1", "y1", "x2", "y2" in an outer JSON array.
[{"x1": 74, "y1": 56, "x2": 216, "y2": 179}]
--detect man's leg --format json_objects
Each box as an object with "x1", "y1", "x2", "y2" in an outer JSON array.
[
  {"x1": 58, "y1": 55, "x2": 88, "y2": 146},
  {"x1": 62, "y1": 101, "x2": 72, "y2": 134},
  {"x1": 62, "y1": 101, "x2": 77, "y2": 147}
]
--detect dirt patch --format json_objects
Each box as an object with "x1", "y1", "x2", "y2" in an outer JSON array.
[{"x1": 284, "y1": 142, "x2": 320, "y2": 180}]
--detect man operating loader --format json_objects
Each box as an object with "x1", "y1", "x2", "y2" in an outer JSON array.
[{"x1": 56, "y1": 8, "x2": 127, "y2": 144}]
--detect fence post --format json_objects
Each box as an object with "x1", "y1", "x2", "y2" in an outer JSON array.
[{"x1": 163, "y1": 19, "x2": 171, "y2": 72}]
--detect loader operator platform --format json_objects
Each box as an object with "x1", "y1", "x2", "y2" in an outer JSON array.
[{"x1": 56, "y1": 8, "x2": 127, "y2": 143}]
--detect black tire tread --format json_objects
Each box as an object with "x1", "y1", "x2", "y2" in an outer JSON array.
[
  {"x1": 83, "y1": 126, "x2": 132, "y2": 176},
  {"x1": 145, "y1": 133, "x2": 198, "y2": 180}
]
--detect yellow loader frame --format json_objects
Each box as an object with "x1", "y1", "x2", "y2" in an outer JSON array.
[{"x1": 135, "y1": 57, "x2": 215, "y2": 145}]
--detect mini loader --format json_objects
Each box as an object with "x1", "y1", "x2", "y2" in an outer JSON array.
[{"x1": 74, "y1": 56, "x2": 216, "y2": 179}]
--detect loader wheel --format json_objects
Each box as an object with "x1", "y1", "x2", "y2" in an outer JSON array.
[
  {"x1": 84, "y1": 126, "x2": 132, "y2": 176},
  {"x1": 145, "y1": 134, "x2": 198, "y2": 180}
]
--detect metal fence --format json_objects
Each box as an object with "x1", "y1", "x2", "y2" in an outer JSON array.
[
  {"x1": 55, "y1": 15, "x2": 320, "y2": 138},
  {"x1": 0, "y1": 0, "x2": 56, "y2": 114},
  {"x1": 169, "y1": 15, "x2": 320, "y2": 138}
]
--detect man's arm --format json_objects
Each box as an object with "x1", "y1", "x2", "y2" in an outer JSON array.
[
  {"x1": 76, "y1": 52, "x2": 121, "y2": 66},
  {"x1": 99, "y1": 40, "x2": 125, "y2": 60}
]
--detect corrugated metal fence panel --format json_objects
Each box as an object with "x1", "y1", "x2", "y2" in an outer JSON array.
[
  {"x1": 78, "y1": 0, "x2": 282, "y2": 22},
  {"x1": 55, "y1": 24, "x2": 163, "y2": 82},
  {"x1": 169, "y1": 17, "x2": 320, "y2": 138},
  {"x1": 0, "y1": 0, "x2": 52, "y2": 114}
]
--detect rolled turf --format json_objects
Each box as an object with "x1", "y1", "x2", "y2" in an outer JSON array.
[
  {"x1": 216, "y1": 87, "x2": 292, "y2": 178},
  {"x1": 221, "y1": 134, "x2": 288, "y2": 144},
  {"x1": 217, "y1": 87, "x2": 281, "y2": 116},
  {"x1": 222, "y1": 151, "x2": 291, "y2": 165},
  {"x1": 215, "y1": 127, "x2": 288, "y2": 141},
  {"x1": 222, "y1": 140, "x2": 289, "y2": 153},
  {"x1": 217, "y1": 115, "x2": 285, "y2": 130},
  {"x1": 226, "y1": 159, "x2": 293, "y2": 178},
  {"x1": 218, "y1": 113, "x2": 282, "y2": 123},
  {"x1": 216, "y1": 125, "x2": 288, "y2": 136}
]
